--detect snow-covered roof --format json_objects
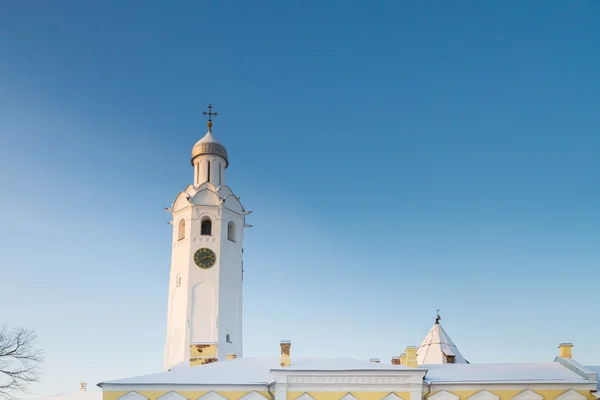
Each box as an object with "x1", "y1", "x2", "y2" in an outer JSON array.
[
  {"x1": 271, "y1": 357, "x2": 416, "y2": 371},
  {"x1": 424, "y1": 362, "x2": 591, "y2": 384},
  {"x1": 99, "y1": 357, "x2": 415, "y2": 387},
  {"x1": 38, "y1": 392, "x2": 102, "y2": 400},
  {"x1": 417, "y1": 319, "x2": 468, "y2": 365},
  {"x1": 99, "y1": 356, "x2": 598, "y2": 388}
]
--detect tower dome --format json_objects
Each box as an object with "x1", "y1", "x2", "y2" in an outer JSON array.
[{"x1": 191, "y1": 128, "x2": 228, "y2": 167}]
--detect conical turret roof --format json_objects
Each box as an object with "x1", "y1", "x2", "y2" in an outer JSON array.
[{"x1": 416, "y1": 315, "x2": 468, "y2": 365}]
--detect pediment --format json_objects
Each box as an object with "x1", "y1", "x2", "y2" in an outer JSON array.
[
  {"x1": 340, "y1": 394, "x2": 358, "y2": 400},
  {"x1": 239, "y1": 392, "x2": 269, "y2": 400},
  {"x1": 118, "y1": 392, "x2": 148, "y2": 400},
  {"x1": 296, "y1": 394, "x2": 315, "y2": 400},
  {"x1": 429, "y1": 391, "x2": 459, "y2": 400},
  {"x1": 158, "y1": 392, "x2": 188, "y2": 400},
  {"x1": 173, "y1": 191, "x2": 191, "y2": 212},
  {"x1": 555, "y1": 390, "x2": 587, "y2": 400},
  {"x1": 191, "y1": 188, "x2": 221, "y2": 206},
  {"x1": 382, "y1": 394, "x2": 403, "y2": 400},
  {"x1": 511, "y1": 390, "x2": 543, "y2": 400},
  {"x1": 469, "y1": 391, "x2": 500, "y2": 400},
  {"x1": 197, "y1": 392, "x2": 227, "y2": 400}
]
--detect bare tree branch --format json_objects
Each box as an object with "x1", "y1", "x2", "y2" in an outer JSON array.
[{"x1": 0, "y1": 325, "x2": 44, "y2": 400}]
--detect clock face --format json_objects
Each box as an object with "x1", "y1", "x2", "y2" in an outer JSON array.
[{"x1": 193, "y1": 248, "x2": 217, "y2": 269}]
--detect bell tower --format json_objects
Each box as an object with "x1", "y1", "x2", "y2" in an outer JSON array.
[{"x1": 164, "y1": 106, "x2": 248, "y2": 370}]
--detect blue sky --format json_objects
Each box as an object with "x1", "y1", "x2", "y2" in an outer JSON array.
[{"x1": 1, "y1": 0, "x2": 599, "y2": 397}]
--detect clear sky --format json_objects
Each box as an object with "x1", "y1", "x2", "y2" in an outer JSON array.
[{"x1": 1, "y1": 0, "x2": 599, "y2": 397}]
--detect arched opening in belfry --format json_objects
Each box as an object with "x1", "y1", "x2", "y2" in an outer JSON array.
[{"x1": 201, "y1": 218, "x2": 212, "y2": 236}]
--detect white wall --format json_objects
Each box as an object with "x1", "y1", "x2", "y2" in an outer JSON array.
[{"x1": 164, "y1": 182, "x2": 245, "y2": 370}]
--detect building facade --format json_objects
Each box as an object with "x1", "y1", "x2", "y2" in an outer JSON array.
[{"x1": 96, "y1": 111, "x2": 599, "y2": 400}]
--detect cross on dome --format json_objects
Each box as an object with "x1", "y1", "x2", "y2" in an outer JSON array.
[
  {"x1": 191, "y1": 103, "x2": 228, "y2": 167},
  {"x1": 202, "y1": 104, "x2": 219, "y2": 131}
]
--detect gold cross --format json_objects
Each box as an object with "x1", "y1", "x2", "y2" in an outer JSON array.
[{"x1": 203, "y1": 104, "x2": 218, "y2": 130}]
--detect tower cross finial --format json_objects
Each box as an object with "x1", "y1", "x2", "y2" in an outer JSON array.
[
  {"x1": 435, "y1": 309, "x2": 441, "y2": 324},
  {"x1": 202, "y1": 104, "x2": 219, "y2": 130}
]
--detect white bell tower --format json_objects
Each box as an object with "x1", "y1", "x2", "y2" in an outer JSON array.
[{"x1": 164, "y1": 105, "x2": 248, "y2": 370}]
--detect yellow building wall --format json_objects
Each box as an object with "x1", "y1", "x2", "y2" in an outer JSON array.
[
  {"x1": 102, "y1": 388, "x2": 596, "y2": 400},
  {"x1": 287, "y1": 392, "x2": 411, "y2": 400},
  {"x1": 427, "y1": 390, "x2": 596, "y2": 400},
  {"x1": 102, "y1": 391, "x2": 270, "y2": 400},
  {"x1": 190, "y1": 344, "x2": 217, "y2": 358}
]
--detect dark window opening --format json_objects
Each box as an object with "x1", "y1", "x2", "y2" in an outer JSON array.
[
  {"x1": 226, "y1": 334, "x2": 231, "y2": 343},
  {"x1": 201, "y1": 219, "x2": 212, "y2": 235},
  {"x1": 227, "y1": 222, "x2": 236, "y2": 242}
]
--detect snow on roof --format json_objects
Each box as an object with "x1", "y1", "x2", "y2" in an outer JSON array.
[
  {"x1": 38, "y1": 392, "x2": 102, "y2": 400},
  {"x1": 99, "y1": 357, "x2": 416, "y2": 387},
  {"x1": 271, "y1": 357, "x2": 416, "y2": 371},
  {"x1": 417, "y1": 320, "x2": 468, "y2": 365},
  {"x1": 424, "y1": 362, "x2": 591, "y2": 384},
  {"x1": 100, "y1": 358, "x2": 275, "y2": 386}
]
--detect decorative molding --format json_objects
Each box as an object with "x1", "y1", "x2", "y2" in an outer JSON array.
[
  {"x1": 468, "y1": 390, "x2": 500, "y2": 400},
  {"x1": 429, "y1": 390, "x2": 459, "y2": 400},
  {"x1": 158, "y1": 392, "x2": 188, "y2": 400},
  {"x1": 118, "y1": 392, "x2": 148, "y2": 400},
  {"x1": 511, "y1": 390, "x2": 543, "y2": 400},
  {"x1": 197, "y1": 392, "x2": 228, "y2": 400},
  {"x1": 382, "y1": 394, "x2": 403, "y2": 400},
  {"x1": 295, "y1": 394, "x2": 316, "y2": 400},
  {"x1": 340, "y1": 394, "x2": 358, "y2": 400},
  {"x1": 288, "y1": 376, "x2": 410, "y2": 385},
  {"x1": 239, "y1": 392, "x2": 269, "y2": 400},
  {"x1": 555, "y1": 390, "x2": 587, "y2": 400}
]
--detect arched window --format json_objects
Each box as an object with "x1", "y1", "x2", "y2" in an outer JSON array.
[
  {"x1": 226, "y1": 334, "x2": 231, "y2": 343},
  {"x1": 201, "y1": 218, "x2": 212, "y2": 236},
  {"x1": 227, "y1": 222, "x2": 236, "y2": 242},
  {"x1": 177, "y1": 219, "x2": 186, "y2": 240},
  {"x1": 206, "y1": 160, "x2": 211, "y2": 183}
]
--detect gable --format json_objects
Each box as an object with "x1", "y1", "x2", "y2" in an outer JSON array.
[
  {"x1": 295, "y1": 395, "x2": 315, "y2": 400},
  {"x1": 173, "y1": 192, "x2": 191, "y2": 212},
  {"x1": 469, "y1": 391, "x2": 500, "y2": 400},
  {"x1": 340, "y1": 395, "x2": 358, "y2": 400},
  {"x1": 191, "y1": 189, "x2": 221, "y2": 206},
  {"x1": 555, "y1": 390, "x2": 587, "y2": 400},
  {"x1": 118, "y1": 393, "x2": 148, "y2": 400},
  {"x1": 197, "y1": 392, "x2": 228, "y2": 400},
  {"x1": 382, "y1": 394, "x2": 403, "y2": 400},
  {"x1": 239, "y1": 392, "x2": 269, "y2": 400},
  {"x1": 429, "y1": 391, "x2": 460, "y2": 400},
  {"x1": 511, "y1": 390, "x2": 544, "y2": 400},
  {"x1": 158, "y1": 393, "x2": 188, "y2": 400}
]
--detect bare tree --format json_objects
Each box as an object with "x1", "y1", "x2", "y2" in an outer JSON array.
[{"x1": 0, "y1": 326, "x2": 43, "y2": 400}]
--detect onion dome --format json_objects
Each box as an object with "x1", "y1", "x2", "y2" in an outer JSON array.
[{"x1": 191, "y1": 120, "x2": 228, "y2": 167}]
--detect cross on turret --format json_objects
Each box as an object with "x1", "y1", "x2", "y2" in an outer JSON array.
[{"x1": 203, "y1": 104, "x2": 219, "y2": 130}]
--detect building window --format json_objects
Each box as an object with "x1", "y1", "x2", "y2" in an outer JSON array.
[
  {"x1": 227, "y1": 222, "x2": 236, "y2": 242},
  {"x1": 201, "y1": 218, "x2": 212, "y2": 235},
  {"x1": 218, "y1": 163, "x2": 222, "y2": 185},
  {"x1": 226, "y1": 334, "x2": 231, "y2": 343},
  {"x1": 177, "y1": 219, "x2": 186, "y2": 241},
  {"x1": 207, "y1": 160, "x2": 211, "y2": 183},
  {"x1": 176, "y1": 274, "x2": 182, "y2": 287}
]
